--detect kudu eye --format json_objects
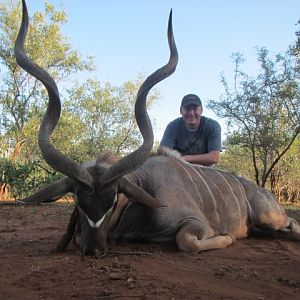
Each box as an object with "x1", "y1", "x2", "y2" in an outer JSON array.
[{"x1": 85, "y1": 186, "x2": 95, "y2": 196}]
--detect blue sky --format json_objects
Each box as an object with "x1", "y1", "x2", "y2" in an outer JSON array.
[{"x1": 24, "y1": 1, "x2": 300, "y2": 141}]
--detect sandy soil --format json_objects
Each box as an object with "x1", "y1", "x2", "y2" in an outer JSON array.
[{"x1": 0, "y1": 203, "x2": 299, "y2": 300}]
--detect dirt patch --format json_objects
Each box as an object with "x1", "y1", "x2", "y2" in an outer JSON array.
[{"x1": 0, "y1": 204, "x2": 299, "y2": 300}]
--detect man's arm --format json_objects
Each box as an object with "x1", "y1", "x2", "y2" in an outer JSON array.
[{"x1": 182, "y1": 150, "x2": 220, "y2": 166}]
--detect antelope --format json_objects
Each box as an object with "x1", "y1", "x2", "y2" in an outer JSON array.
[{"x1": 15, "y1": 0, "x2": 300, "y2": 256}]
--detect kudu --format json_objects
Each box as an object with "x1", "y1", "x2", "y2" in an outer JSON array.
[
  {"x1": 15, "y1": 0, "x2": 300, "y2": 256},
  {"x1": 15, "y1": 0, "x2": 177, "y2": 255}
]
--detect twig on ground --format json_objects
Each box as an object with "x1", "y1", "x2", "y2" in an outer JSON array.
[
  {"x1": 0, "y1": 201, "x2": 39, "y2": 206},
  {"x1": 108, "y1": 251, "x2": 152, "y2": 256}
]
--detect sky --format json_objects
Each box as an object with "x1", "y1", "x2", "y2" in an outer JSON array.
[{"x1": 23, "y1": 0, "x2": 300, "y2": 142}]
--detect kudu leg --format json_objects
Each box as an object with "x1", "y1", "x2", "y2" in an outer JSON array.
[
  {"x1": 55, "y1": 206, "x2": 79, "y2": 252},
  {"x1": 176, "y1": 221, "x2": 233, "y2": 253},
  {"x1": 252, "y1": 213, "x2": 300, "y2": 240},
  {"x1": 278, "y1": 217, "x2": 300, "y2": 240},
  {"x1": 250, "y1": 199, "x2": 300, "y2": 240}
]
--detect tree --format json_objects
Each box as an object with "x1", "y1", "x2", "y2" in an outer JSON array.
[
  {"x1": 218, "y1": 145, "x2": 253, "y2": 179},
  {"x1": 291, "y1": 19, "x2": 300, "y2": 59},
  {"x1": 64, "y1": 75, "x2": 160, "y2": 160},
  {"x1": 208, "y1": 48, "x2": 300, "y2": 188},
  {"x1": 273, "y1": 137, "x2": 300, "y2": 203},
  {"x1": 0, "y1": 1, "x2": 161, "y2": 199},
  {"x1": 0, "y1": 0, "x2": 94, "y2": 140},
  {"x1": 0, "y1": 0, "x2": 94, "y2": 198}
]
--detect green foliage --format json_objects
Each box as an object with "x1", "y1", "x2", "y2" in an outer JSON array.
[
  {"x1": 64, "y1": 75, "x2": 159, "y2": 160},
  {"x1": 0, "y1": 0, "x2": 94, "y2": 137},
  {"x1": 219, "y1": 138, "x2": 300, "y2": 204},
  {"x1": 20, "y1": 108, "x2": 86, "y2": 162},
  {"x1": 209, "y1": 48, "x2": 300, "y2": 188},
  {"x1": 0, "y1": 157, "x2": 62, "y2": 199},
  {"x1": 291, "y1": 19, "x2": 300, "y2": 59},
  {"x1": 0, "y1": 1, "x2": 161, "y2": 200},
  {"x1": 218, "y1": 145, "x2": 254, "y2": 180},
  {"x1": 273, "y1": 137, "x2": 300, "y2": 203}
]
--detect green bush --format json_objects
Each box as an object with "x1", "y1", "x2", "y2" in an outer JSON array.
[{"x1": 0, "y1": 158, "x2": 62, "y2": 200}]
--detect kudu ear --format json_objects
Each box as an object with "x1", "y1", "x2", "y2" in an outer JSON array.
[
  {"x1": 118, "y1": 178, "x2": 166, "y2": 208},
  {"x1": 20, "y1": 177, "x2": 75, "y2": 204}
]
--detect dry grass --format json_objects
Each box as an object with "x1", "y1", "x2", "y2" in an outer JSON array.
[{"x1": 285, "y1": 206, "x2": 300, "y2": 222}]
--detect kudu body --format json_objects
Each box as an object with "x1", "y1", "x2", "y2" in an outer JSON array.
[
  {"x1": 15, "y1": 0, "x2": 299, "y2": 256},
  {"x1": 107, "y1": 149, "x2": 300, "y2": 252}
]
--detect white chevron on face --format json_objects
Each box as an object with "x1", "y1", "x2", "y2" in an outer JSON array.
[{"x1": 85, "y1": 194, "x2": 118, "y2": 228}]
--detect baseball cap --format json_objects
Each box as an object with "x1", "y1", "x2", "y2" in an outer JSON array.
[{"x1": 181, "y1": 94, "x2": 202, "y2": 107}]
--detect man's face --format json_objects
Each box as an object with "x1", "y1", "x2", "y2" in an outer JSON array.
[{"x1": 180, "y1": 104, "x2": 202, "y2": 130}]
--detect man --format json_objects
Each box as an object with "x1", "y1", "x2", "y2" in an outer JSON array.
[{"x1": 159, "y1": 94, "x2": 221, "y2": 166}]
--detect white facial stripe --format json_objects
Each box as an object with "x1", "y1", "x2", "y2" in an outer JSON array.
[
  {"x1": 86, "y1": 213, "x2": 105, "y2": 228},
  {"x1": 85, "y1": 193, "x2": 118, "y2": 228},
  {"x1": 113, "y1": 193, "x2": 118, "y2": 204}
]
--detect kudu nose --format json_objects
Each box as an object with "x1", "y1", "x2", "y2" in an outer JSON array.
[
  {"x1": 82, "y1": 247, "x2": 107, "y2": 258},
  {"x1": 82, "y1": 246, "x2": 97, "y2": 257}
]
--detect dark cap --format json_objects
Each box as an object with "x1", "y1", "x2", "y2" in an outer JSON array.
[{"x1": 181, "y1": 94, "x2": 202, "y2": 108}]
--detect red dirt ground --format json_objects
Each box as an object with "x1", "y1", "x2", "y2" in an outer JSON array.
[{"x1": 0, "y1": 203, "x2": 299, "y2": 300}]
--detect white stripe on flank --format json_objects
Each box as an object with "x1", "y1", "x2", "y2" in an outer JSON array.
[
  {"x1": 194, "y1": 166, "x2": 224, "y2": 195},
  {"x1": 228, "y1": 174, "x2": 253, "y2": 221},
  {"x1": 185, "y1": 164, "x2": 219, "y2": 217},
  {"x1": 214, "y1": 170, "x2": 242, "y2": 221},
  {"x1": 257, "y1": 189, "x2": 281, "y2": 211},
  {"x1": 176, "y1": 162, "x2": 204, "y2": 209}
]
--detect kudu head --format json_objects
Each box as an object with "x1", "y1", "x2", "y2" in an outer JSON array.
[{"x1": 15, "y1": 0, "x2": 178, "y2": 256}]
